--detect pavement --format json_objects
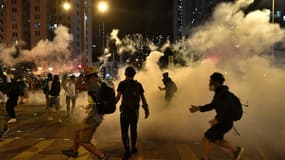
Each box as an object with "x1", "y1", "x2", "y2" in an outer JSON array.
[{"x1": 0, "y1": 103, "x2": 284, "y2": 160}]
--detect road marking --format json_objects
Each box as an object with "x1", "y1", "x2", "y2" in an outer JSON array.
[
  {"x1": 0, "y1": 138, "x2": 14, "y2": 148},
  {"x1": 10, "y1": 140, "x2": 54, "y2": 160},
  {"x1": 176, "y1": 144, "x2": 198, "y2": 160}
]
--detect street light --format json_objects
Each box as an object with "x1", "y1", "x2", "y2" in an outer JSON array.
[
  {"x1": 62, "y1": 2, "x2": 71, "y2": 11},
  {"x1": 97, "y1": 1, "x2": 109, "y2": 55},
  {"x1": 62, "y1": 1, "x2": 87, "y2": 67}
]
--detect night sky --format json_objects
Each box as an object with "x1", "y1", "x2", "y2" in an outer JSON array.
[
  {"x1": 98, "y1": 0, "x2": 284, "y2": 38},
  {"x1": 103, "y1": 0, "x2": 173, "y2": 37}
]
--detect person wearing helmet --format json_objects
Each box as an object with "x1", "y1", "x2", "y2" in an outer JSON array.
[{"x1": 62, "y1": 66, "x2": 109, "y2": 160}]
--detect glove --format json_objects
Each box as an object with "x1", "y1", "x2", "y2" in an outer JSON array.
[{"x1": 189, "y1": 105, "x2": 200, "y2": 113}]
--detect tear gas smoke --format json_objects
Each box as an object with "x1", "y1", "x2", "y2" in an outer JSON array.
[
  {"x1": 0, "y1": 25, "x2": 74, "y2": 74},
  {"x1": 98, "y1": 0, "x2": 285, "y2": 158},
  {"x1": 13, "y1": 0, "x2": 285, "y2": 158}
]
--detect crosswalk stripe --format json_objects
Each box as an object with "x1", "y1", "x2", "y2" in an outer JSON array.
[
  {"x1": 10, "y1": 140, "x2": 54, "y2": 160},
  {"x1": 176, "y1": 144, "x2": 198, "y2": 160},
  {"x1": 0, "y1": 138, "x2": 14, "y2": 148}
]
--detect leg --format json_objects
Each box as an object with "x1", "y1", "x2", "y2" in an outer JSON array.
[
  {"x1": 66, "y1": 96, "x2": 71, "y2": 115},
  {"x1": 130, "y1": 112, "x2": 138, "y2": 153},
  {"x1": 71, "y1": 96, "x2": 76, "y2": 114},
  {"x1": 120, "y1": 113, "x2": 131, "y2": 159},
  {"x1": 216, "y1": 139, "x2": 237, "y2": 152},
  {"x1": 80, "y1": 143, "x2": 105, "y2": 158},
  {"x1": 202, "y1": 136, "x2": 211, "y2": 160}
]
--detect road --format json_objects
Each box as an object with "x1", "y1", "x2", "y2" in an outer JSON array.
[{"x1": 0, "y1": 103, "x2": 284, "y2": 160}]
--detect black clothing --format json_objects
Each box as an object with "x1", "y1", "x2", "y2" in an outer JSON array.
[
  {"x1": 49, "y1": 81, "x2": 61, "y2": 97},
  {"x1": 117, "y1": 79, "x2": 144, "y2": 153},
  {"x1": 5, "y1": 81, "x2": 27, "y2": 118},
  {"x1": 205, "y1": 121, "x2": 233, "y2": 142},
  {"x1": 162, "y1": 77, "x2": 177, "y2": 101},
  {"x1": 199, "y1": 85, "x2": 234, "y2": 123},
  {"x1": 117, "y1": 80, "x2": 144, "y2": 114},
  {"x1": 200, "y1": 85, "x2": 236, "y2": 142}
]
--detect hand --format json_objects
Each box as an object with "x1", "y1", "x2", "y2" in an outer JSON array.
[
  {"x1": 208, "y1": 118, "x2": 219, "y2": 126},
  {"x1": 144, "y1": 109, "x2": 149, "y2": 119},
  {"x1": 158, "y1": 86, "x2": 163, "y2": 90},
  {"x1": 189, "y1": 105, "x2": 199, "y2": 113}
]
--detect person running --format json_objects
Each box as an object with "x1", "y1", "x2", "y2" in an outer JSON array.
[
  {"x1": 47, "y1": 75, "x2": 62, "y2": 122},
  {"x1": 62, "y1": 66, "x2": 109, "y2": 160},
  {"x1": 189, "y1": 72, "x2": 244, "y2": 160},
  {"x1": 116, "y1": 66, "x2": 150, "y2": 160},
  {"x1": 63, "y1": 75, "x2": 77, "y2": 117},
  {"x1": 158, "y1": 72, "x2": 177, "y2": 103}
]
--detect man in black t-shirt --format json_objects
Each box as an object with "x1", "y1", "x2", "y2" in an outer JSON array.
[{"x1": 116, "y1": 66, "x2": 149, "y2": 160}]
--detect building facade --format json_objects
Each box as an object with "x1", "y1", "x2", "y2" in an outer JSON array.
[{"x1": 0, "y1": 0, "x2": 93, "y2": 66}]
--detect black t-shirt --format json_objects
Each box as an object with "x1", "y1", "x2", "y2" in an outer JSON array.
[{"x1": 117, "y1": 79, "x2": 144, "y2": 112}]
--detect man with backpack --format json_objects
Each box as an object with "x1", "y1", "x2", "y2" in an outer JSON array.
[
  {"x1": 158, "y1": 72, "x2": 177, "y2": 103},
  {"x1": 116, "y1": 66, "x2": 149, "y2": 160},
  {"x1": 62, "y1": 66, "x2": 109, "y2": 160},
  {"x1": 47, "y1": 75, "x2": 62, "y2": 122},
  {"x1": 189, "y1": 72, "x2": 243, "y2": 160}
]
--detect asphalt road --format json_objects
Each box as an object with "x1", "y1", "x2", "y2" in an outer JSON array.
[{"x1": 0, "y1": 103, "x2": 283, "y2": 160}]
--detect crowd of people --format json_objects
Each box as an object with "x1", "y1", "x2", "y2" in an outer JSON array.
[{"x1": 0, "y1": 65, "x2": 244, "y2": 160}]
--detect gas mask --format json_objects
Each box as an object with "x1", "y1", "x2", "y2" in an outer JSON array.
[{"x1": 209, "y1": 84, "x2": 215, "y2": 91}]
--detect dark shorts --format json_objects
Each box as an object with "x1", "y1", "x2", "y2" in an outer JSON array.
[{"x1": 204, "y1": 121, "x2": 233, "y2": 143}]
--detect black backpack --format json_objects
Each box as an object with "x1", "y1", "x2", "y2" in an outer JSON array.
[
  {"x1": 96, "y1": 82, "x2": 116, "y2": 114},
  {"x1": 226, "y1": 92, "x2": 243, "y2": 121}
]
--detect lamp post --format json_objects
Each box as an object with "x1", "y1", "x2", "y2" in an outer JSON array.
[
  {"x1": 271, "y1": 0, "x2": 275, "y2": 58},
  {"x1": 62, "y1": 1, "x2": 87, "y2": 67},
  {"x1": 97, "y1": 1, "x2": 109, "y2": 55}
]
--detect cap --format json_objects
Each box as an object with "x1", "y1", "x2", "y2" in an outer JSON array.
[{"x1": 210, "y1": 72, "x2": 225, "y2": 84}]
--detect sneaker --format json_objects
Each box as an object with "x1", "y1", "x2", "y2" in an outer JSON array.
[
  {"x1": 62, "y1": 149, "x2": 78, "y2": 158},
  {"x1": 48, "y1": 117, "x2": 53, "y2": 121},
  {"x1": 1, "y1": 127, "x2": 9, "y2": 136},
  {"x1": 122, "y1": 151, "x2": 131, "y2": 160},
  {"x1": 101, "y1": 153, "x2": 110, "y2": 160},
  {"x1": 8, "y1": 118, "x2": 16, "y2": 123},
  {"x1": 131, "y1": 147, "x2": 138, "y2": 154},
  {"x1": 233, "y1": 146, "x2": 244, "y2": 160}
]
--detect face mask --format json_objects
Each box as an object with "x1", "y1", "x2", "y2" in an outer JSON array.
[{"x1": 209, "y1": 84, "x2": 215, "y2": 91}]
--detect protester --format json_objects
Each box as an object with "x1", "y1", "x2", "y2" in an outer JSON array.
[
  {"x1": 63, "y1": 75, "x2": 77, "y2": 117},
  {"x1": 116, "y1": 66, "x2": 149, "y2": 160},
  {"x1": 5, "y1": 77, "x2": 28, "y2": 123},
  {"x1": 42, "y1": 73, "x2": 53, "y2": 110},
  {"x1": 47, "y1": 75, "x2": 62, "y2": 123},
  {"x1": 62, "y1": 66, "x2": 109, "y2": 160},
  {"x1": 189, "y1": 72, "x2": 244, "y2": 160},
  {"x1": 158, "y1": 72, "x2": 177, "y2": 103}
]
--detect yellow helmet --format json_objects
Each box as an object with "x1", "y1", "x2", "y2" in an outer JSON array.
[{"x1": 84, "y1": 66, "x2": 98, "y2": 76}]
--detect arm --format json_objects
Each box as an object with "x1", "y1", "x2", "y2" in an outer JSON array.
[
  {"x1": 140, "y1": 93, "x2": 149, "y2": 119},
  {"x1": 115, "y1": 91, "x2": 122, "y2": 104}
]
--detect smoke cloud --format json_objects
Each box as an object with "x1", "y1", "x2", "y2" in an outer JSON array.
[{"x1": 96, "y1": 0, "x2": 285, "y2": 158}]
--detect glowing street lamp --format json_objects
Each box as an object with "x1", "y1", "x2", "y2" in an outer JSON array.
[
  {"x1": 62, "y1": 1, "x2": 87, "y2": 67},
  {"x1": 97, "y1": 1, "x2": 109, "y2": 13},
  {"x1": 62, "y1": 2, "x2": 71, "y2": 11}
]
